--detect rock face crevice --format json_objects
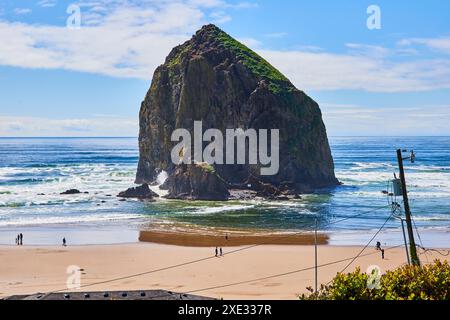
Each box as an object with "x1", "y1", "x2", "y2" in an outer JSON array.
[{"x1": 136, "y1": 24, "x2": 338, "y2": 199}]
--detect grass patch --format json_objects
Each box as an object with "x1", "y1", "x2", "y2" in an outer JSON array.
[
  {"x1": 212, "y1": 28, "x2": 295, "y2": 95},
  {"x1": 195, "y1": 162, "x2": 216, "y2": 173}
]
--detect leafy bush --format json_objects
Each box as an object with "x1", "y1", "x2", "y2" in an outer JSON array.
[{"x1": 300, "y1": 260, "x2": 450, "y2": 300}]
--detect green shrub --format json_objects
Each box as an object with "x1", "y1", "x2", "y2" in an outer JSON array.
[{"x1": 300, "y1": 260, "x2": 450, "y2": 300}]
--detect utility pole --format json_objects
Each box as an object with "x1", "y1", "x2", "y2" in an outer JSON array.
[
  {"x1": 400, "y1": 218, "x2": 411, "y2": 265},
  {"x1": 314, "y1": 218, "x2": 318, "y2": 293},
  {"x1": 396, "y1": 149, "x2": 420, "y2": 266}
]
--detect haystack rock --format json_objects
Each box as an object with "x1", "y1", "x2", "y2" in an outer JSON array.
[{"x1": 136, "y1": 24, "x2": 338, "y2": 200}]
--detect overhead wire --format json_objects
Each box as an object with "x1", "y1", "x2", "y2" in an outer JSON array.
[{"x1": 48, "y1": 204, "x2": 391, "y2": 294}]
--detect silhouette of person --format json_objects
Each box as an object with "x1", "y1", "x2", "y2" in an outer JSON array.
[
  {"x1": 19, "y1": 233, "x2": 23, "y2": 245},
  {"x1": 381, "y1": 249, "x2": 385, "y2": 259},
  {"x1": 215, "y1": 247, "x2": 218, "y2": 257},
  {"x1": 63, "y1": 238, "x2": 67, "y2": 246},
  {"x1": 220, "y1": 247, "x2": 223, "y2": 256},
  {"x1": 376, "y1": 241, "x2": 381, "y2": 250}
]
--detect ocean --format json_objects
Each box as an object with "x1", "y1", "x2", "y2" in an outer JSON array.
[{"x1": 0, "y1": 137, "x2": 449, "y2": 247}]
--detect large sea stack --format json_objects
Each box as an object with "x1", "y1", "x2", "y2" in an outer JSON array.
[{"x1": 136, "y1": 24, "x2": 338, "y2": 200}]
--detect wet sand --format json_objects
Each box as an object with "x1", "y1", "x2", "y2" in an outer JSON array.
[{"x1": 138, "y1": 230, "x2": 329, "y2": 247}]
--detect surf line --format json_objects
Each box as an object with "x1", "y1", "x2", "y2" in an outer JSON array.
[{"x1": 170, "y1": 121, "x2": 279, "y2": 176}]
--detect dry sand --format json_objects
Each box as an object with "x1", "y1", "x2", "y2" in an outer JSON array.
[{"x1": 0, "y1": 242, "x2": 445, "y2": 300}]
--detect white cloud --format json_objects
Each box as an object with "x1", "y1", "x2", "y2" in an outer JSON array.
[
  {"x1": 14, "y1": 8, "x2": 32, "y2": 15},
  {"x1": 209, "y1": 10, "x2": 231, "y2": 24},
  {"x1": 0, "y1": 1, "x2": 448, "y2": 93},
  {"x1": 0, "y1": 2, "x2": 208, "y2": 79},
  {"x1": 345, "y1": 43, "x2": 390, "y2": 58},
  {"x1": 226, "y1": 1, "x2": 258, "y2": 9},
  {"x1": 37, "y1": 0, "x2": 57, "y2": 8},
  {"x1": 321, "y1": 103, "x2": 450, "y2": 136},
  {"x1": 264, "y1": 32, "x2": 287, "y2": 38},
  {"x1": 259, "y1": 49, "x2": 450, "y2": 92},
  {"x1": 237, "y1": 37, "x2": 262, "y2": 48},
  {"x1": 0, "y1": 115, "x2": 138, "y2": 137},
  {"x1": 399, "y1": 36, "x2": 450, "y2": 55}
]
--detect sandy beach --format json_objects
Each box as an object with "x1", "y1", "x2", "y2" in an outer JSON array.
[{"x1": 0, "y1": 242, "x2": 446, "y2": 300}]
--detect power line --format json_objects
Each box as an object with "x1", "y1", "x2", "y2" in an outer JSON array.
[
  {"x1": 411, "y1": 215, "x2": 430, "y2": 263},
  {"x1": 408, "y1": 201, "x2": 449, "y2": 259},
  {"x1": 51, "y1": 255, "x2": 218, "y2": 293},
  {"x1": 48, "y1": 205, "x2": 391, "y2": 294},
  {"x1": 417, "y1": 246, "x2": 450, "y2": 257},
  {"x1": 223, "y1": 205, "x2": 390, "y2": 257},
  {"x1": 142, "y1": 244, "x2": 405, "y2": 300},
  {"x1": 336, "y1": 212, "x2": 394, "y2": 276}
]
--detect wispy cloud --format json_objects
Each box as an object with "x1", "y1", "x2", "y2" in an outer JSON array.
[
  {"x1": 0, "y1": 1, "x2": 449, "y2": 93},
  {"x1": 37, "y1": 0, "x2": 57, "y2": 8},
  {"x1": 399, "y1": 36, "x2": 450, "y2": 55},
  {"x1": 0, "y1": 115, "x2": 138, "y2": 137},
  {"x1": 14, "y1": 8, "x2": 32, "y2": 15},
  {"x1": 260, "y1": 49, "x2": 450, "y2": 92},
  {"x1": 227, "y1": 1, "x2": 258, "y2": 9},
  {"x1": 264, "y1": 32, "x2": 287, "y2": 38},
  {"x1": 321, "y1": 103, "x2": 450, "y2": 136},
  {"x1": 2, "y1": 105, "x2": 448, "y2": 136},
  {"x1": 238, "y1": 37, "x2": 262, "y2": 48},
  {"x1": 209, "y1": 10, "x2": 231, "y2": 24},
  {"x1": 0, "y1": 0, "x2": 258, "y2": 79},
  {"x1": 0, "y1": 2, "x2": 208, "y2": 79},
  {"x1": 345, "y1": 43, "x2": 390, "y2": 58}
]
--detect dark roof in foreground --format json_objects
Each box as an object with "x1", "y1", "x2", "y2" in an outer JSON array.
[{"x1": 3, "y1": 290, "x2": 214, "y2": 300}]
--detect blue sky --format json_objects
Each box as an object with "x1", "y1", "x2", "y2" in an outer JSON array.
[{"x1": 0, "y1": 0, "x2": 449, "y2": 136}]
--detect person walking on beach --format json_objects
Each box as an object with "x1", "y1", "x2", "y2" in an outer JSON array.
[
  {"x1": 381, "y1": 249, "x2": 385, "y2": 260},
  {"x1": 19, "y1": 233, "x2": 23, "y2": 245},
  {"x1": 225, "y1": 233, "x2": 229, "y2": 241},
  {"x1": 376, "y1": 241, "x2": 381, "y2": 250},
  {"x1": 15, "y1": 235, "x2": 18, "y2": 245},
  {"x1": 62, "y1": 238, "x2": 67, "y2": 247},
  {"x1": 220, "y1": 247, "x2": 223, "y2": 256},
  {"x1": 215, "y1": 247, "x2": 218, "y2": 257}
]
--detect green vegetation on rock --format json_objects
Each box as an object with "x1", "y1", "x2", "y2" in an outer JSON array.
[
  {"x1": 196, "y1": 162, "x2": 215, "y2": 173},
  {"x1": 212, "y1": 27, "x2": 295, "y2": 95},
  {"x1": 167, "y1": 44, "x2": 192, "y2": 69}
]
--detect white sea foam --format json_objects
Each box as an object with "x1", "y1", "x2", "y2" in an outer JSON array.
[
  {"x1": 156, "y1": 170, "x2": 168, "y2": 185},
  {"x1": 0, "y1": 213, "x2": 144, "y2": 227},
  {"x1": 410, "y1": 215, "x2": 450, "y2": 222},
  {"x1": 193, "y1": 204, "x2": 255, "y2": 215},
  {"x1": 349, "y1": 162, "x2": 395, "y2": 170}
]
